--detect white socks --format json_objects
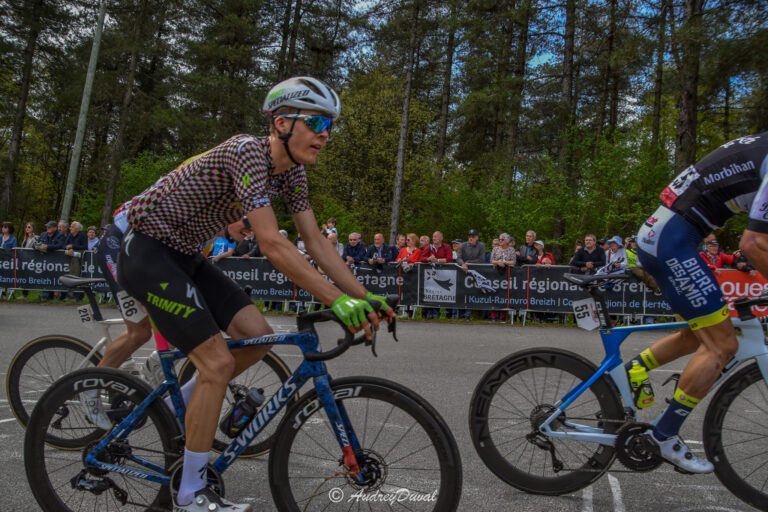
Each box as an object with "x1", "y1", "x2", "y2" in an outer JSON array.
[{"x1": 176, "y1": 448, "x2": 209, "y2": 506}]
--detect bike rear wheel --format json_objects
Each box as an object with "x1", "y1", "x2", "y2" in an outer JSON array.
[
  {"x1": 25, "y1": 367, "x2": 180, "y2": 512},
  {"x1": 177, "y1": 349, "x2": 293, "y2": 457},
  {"x1": 469, "y1": 348, "x2": 624, "y2": 495},
  {"x1": 7, "y1": 335, "x2": 102, "y2": 430},
  {"x1": 704, "y1": 362, "x2": 768, "y2": 511},
  {"x1": 268, "y1": 376, "x2": 462, "y2": 511}
]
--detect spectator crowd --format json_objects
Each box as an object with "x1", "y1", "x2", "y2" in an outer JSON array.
[{"x1": 2, "y1": 215, "x2": 759, "y2": 316}]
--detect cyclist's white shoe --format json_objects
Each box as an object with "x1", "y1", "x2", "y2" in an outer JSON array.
[
  {"x1": 79, "y1": 392, "x2": 112, "y2": 430},
  {"x1": 648, "y1": 432, "x2": 714, "y2": 473},
  {"x1": 174, "y1": 488, "x2": 252, "y2": 512}
]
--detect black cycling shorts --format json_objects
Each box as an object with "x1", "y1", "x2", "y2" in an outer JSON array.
[
  {"x1": 116, "y1": 229, "x2": 252, "y2": 354},
  {"x1": 96, "y1": 224, "x2": 148, "y2": 324}
]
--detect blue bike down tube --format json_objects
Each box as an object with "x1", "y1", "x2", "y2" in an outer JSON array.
[{"x1": 557, "y1": 354, "x2": 621, "y2": 412}]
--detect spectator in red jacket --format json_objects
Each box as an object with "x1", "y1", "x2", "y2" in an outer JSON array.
[
  {"x1": 419, "y1": 231, "x2": 453, "y2": 264},
  {"x1": 534, "y1": 240, "x2": 555, "y2": 266},
  {"x1": 396, "y1": 233, "x2": 421, "y2": 263},
  {"x1": 699, "y1": 240, "x2": 737, "y2": 275}
]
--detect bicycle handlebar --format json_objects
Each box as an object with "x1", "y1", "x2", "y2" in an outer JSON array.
[
  {"x1": 733, "y1": 293, "x2": 768, "y2": 321},
  {"x1": 297, "y1": 295, "x2": 399, "y2": 362}
]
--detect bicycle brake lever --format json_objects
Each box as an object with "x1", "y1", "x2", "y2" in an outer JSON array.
[
  {"x1": 365, "y1": 330, "x2": 378, "y2": 357},
  {"x1": 389, "y1": 318, "x2": 398, "y2": 342}
]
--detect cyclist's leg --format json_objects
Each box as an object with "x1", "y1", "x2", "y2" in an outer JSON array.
[
  {"x1": 118, "y1": 230, "x2": 252, "y2": 509},
  {"x1": 225, "y1": 303, "x2": 274, "y2": 376},
  {"x1": 95, "y1": 223, "x2": 153, "y2": 368},
  {"x1": 635, "y1": 207, "x2": 735, "y2": 472}
]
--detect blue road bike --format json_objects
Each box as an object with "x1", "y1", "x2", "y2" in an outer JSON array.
[
  {"x1": 469, "y1": 272, "x2": 768, "y2": 511},
  {"x1": 25, "y1": 297, "x2": 462, "y2": 512}
]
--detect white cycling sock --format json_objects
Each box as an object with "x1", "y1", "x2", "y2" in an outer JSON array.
[
  {"x1": 176, "y1": 448, "x2": 208, "y2": 506},
  {"x1": 164, "y1": 375, "x2": 196, "y2": 413}
]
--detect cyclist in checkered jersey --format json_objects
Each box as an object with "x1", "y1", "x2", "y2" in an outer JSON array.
[{"x1": 117, "y1": 77, "x2": 394, "y2": 512}]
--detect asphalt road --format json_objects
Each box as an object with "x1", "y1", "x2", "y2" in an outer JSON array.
[{"x1": 0, "y1": 302, "x2": 757, "y2": 511}]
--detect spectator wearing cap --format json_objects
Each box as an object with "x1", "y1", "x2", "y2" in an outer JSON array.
[
  {"x1": 451, "y1": 239, "x2": 462, "y2": 261},
  {"x1": 342, "y1": 232, "x2": 367, "y2": 266},
  {"x1": 699, "y1": 240, "x2": 737, "y2": 275},
  {"x1": 606, "y1": 235, "x2": 627, "y2": 270},
  {"x1": 366, "y1": 233, "x2": 397, "y2": 270},
  {"x1": 534, "y1": 240, "x2": 554, "y2": 266},
  {"x1": 1, "y1": 221, "x2": 17, "y2": 249},
  {"x1": 457, "y1": 229, "x2": 486, "y2": 320},
  {"x1": 86, "y1": 226, "x2": 99, "y2": 250},
  {"x1": 489, "y1": 233, "x2": 516, "y2": 322},
  {"x1": 571, "y1": 234, "x2": 606, "y2": 275},
  {"x1": 517, "y1": 230, "x2": 538, "y2": 266},
  {"x1": 36, "y1": 221, "x2": 65, "y2": 300}
]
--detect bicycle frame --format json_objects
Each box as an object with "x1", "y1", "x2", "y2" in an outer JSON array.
[
  {"x1": 83, "y1": 329, "x2": 364, "y2": 486},
  {"x1": 538, "y1": 311, "x2": 768, "y2": 447}
]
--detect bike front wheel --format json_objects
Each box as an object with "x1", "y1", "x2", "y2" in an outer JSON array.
[
  {"x1": 268, "y1": 376, "x2": 462, "y2": 511},
  {"x1": 7, "y1": 335, "x2": 101, "y2": 430},
  {"x1": 469, "y1": 348, "x2": 624, "y2": 495},
  {"x1": 704, "y1": 361, "x2": 768, "y2": 511},
  {"x1": 25, "y1": 367, "x2": 180, "y2": 512}
]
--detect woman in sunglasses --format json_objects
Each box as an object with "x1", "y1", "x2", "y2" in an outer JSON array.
[{"x1": 116, "y1": 76, "x2": 394, "y2": 512}]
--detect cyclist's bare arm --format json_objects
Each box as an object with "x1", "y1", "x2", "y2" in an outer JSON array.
[
  {"x1": 294, "y1": 209, "x2": 370, "y2": 300},
  {"x1": 247, "y1": 207, "x2": 345, "y2": 307},
  {"x1": 740, "y1": 230, "x2": 768, "y2": 279}
]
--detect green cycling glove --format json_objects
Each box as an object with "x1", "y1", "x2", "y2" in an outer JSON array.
[
  {"x1": 365, "y1": 292, "x2": 392, "y2": 314},
  {"x1": 331, "y1": 294, "x2": 374, "y2": 327}
]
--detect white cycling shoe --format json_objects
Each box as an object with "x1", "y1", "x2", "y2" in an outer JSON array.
[
  {"x1": 174, "y1": 488, "x2": 252, "y2": 512},
  {"x1": 78, "y1": 392, "x2": 112, "y2": 430},
  {"x1": 648, "y1": 432, "x2": 714, "y2": 474}
]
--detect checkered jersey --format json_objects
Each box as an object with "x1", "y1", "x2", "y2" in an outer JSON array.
[{"x1": 127, "y1": 135, "x2": 310, "y2": 255}]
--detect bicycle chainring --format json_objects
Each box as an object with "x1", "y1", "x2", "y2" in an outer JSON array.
[{"x1": 614, "y1": 422, "x2": 663, "y2": 472}]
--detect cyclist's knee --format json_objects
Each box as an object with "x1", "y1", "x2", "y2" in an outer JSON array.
[{"x1": 193, "y1": 346, "x2": 236, "y2": 385}]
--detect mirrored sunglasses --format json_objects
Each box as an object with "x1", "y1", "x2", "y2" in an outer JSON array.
[{"x1": 278, "y1": 114, "x2": 333, "y2": 134}]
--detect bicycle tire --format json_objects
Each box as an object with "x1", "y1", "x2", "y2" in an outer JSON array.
[
  {"x1": 25, "y1": 367, "x2": 181, "y2": 512},
  {"x1": 268, "y1": 376, "x2": 462, "y2": 511},
  {"x1": 469, "y1": 348, "x2": 624, "y2": 495},
  {"x1": 176, "y1": 349, "x2": 293, "y2": 457},
  {"x1": 704, "y1": 361, "x2": 768, "y2": 511},
  {"x1": 7, "y1": 335, "x2": 102, "y2": 430}
]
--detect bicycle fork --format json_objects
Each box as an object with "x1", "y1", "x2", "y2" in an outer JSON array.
[{"x1": 314, "y1": 375, "x2": 363, "y2": 478}]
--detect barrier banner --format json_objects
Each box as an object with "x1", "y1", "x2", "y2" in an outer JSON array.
[
  {"x1": 8, "y1": 250, "x2": 759, "y2": 319},
  {"x1": 716, "y1": 269, "x2": 768, "y2": 318}
]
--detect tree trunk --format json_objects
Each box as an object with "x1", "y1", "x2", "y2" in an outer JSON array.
[
  {"x1": 101, "y1": 14, "x2": 143, "y2": 226},
  {"x1": 389, "y1": 0, "x2": 419, "y2": 245},
  {"x1": 286, "y1": 0, "x2": 303, "y2": 76},
  {"x1": 597, "y1": 0, "x2": 616, "y2": 138},
  {"x1": 552, "y1": 0, "x2": 576, "y2": 262},
  {"x1": 277, "y1": 0, "x2": 293, "y2": 80},
  {"x1": 723, "y1": 80, "x2": 730, "y2": 141},
  {"x1": 650, "y1": 0, "x2": 668, "y2": 166},
  {"x1": 1, "y1": 0, "x2": 44, "y2": 219},
  {"x1": 507, "y1": 0, "x2": 531, "y2": 160},
  {"x1": 436, "y1": 1, "x2": 457, "y2": 164},
  {"x1": 675, "y1": 0, "x2": 704, "y2": 171}
]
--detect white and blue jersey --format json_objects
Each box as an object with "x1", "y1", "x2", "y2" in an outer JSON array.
[{"x1": 637, "y1": 133, "x2": 768, "y2": 329}]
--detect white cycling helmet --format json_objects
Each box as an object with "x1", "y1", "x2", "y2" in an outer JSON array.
[{"x1": 263, "y1": 76, "x2": 340, "y2": 120}]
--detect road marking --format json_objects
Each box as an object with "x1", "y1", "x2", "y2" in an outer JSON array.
[
  {"x1": 581, "y1": 484, "x2": 593, "y2": 512},
  {"x1": 475, "y1": 362, "x2": 496, "y2": 365},
  {"x1": 0, "y1": 418, "x2": 18, "y2": 424},
  {"x1": 607, "y1": 474, "x2": 625, "y2": 512}
]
